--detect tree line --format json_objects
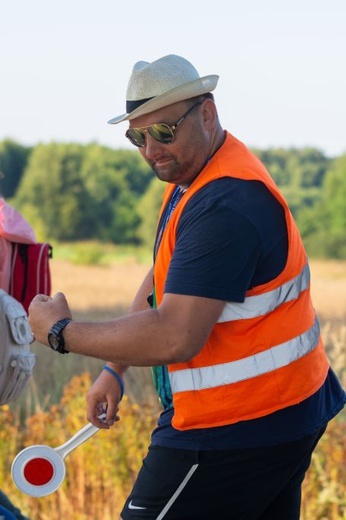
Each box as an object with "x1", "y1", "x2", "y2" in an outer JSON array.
[{"x1": 0, "y1": 138, "x2": 345, "y2": 258}]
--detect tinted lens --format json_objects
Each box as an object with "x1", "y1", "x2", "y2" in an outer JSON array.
[
  {"x1": 148, "y1": 124, "x2": 174, "y2": 144},
  {"x1": 126, "y1": 124, "x2": 175, "y2": 147},
  {"x1": 125, "y1": 128, "x2": 146, "y2": 147}
]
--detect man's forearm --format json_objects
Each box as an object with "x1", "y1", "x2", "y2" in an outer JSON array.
[
  {"x1": 63, "y1": 307, "x2": 172, "y2": 366},
  {"x1": 28, "y1": 267, "x2": 224, "y2": 367}
]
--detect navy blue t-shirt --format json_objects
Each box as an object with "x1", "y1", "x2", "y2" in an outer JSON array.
[{"x1": 151, "y1": 178, "x2": 346, "y2": 450}]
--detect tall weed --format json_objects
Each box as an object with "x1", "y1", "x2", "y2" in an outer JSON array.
[{"x1": 1, "y1": 374, "x2": 156, "y2": 520}]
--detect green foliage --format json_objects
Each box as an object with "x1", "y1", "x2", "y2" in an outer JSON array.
[
  {"x1": 297, "y1": 154, "x2": 346, "y2": 258},
  {"x1": 111, "y1": 149, "x2": 154, "y2": 196},
  {"x1": 252, "y1": 147, "x2": 346, "y2": 258},
  {"x1": 2, "y1": 136, "x2": 345, "y2": 258},
  {"x1": 14, "y1": 142, "x2": 92, "y2": 240},
  {"x1": 253, "y1": 147, "x2": 330, "y2": 189},
  {"x1": 253, "y1": 147, "x2": 330, "y2": 218},
  {"x1": 68, "y1": 242, "x2": 108, "y2": 265},
  {"x1": 12, "y1": 142, "x2": 152, "y2": 244},
  {"x1": 0, "y1": 139, "x2": 32, "y2": 197},
  {"x1": 138, "y1": 177, "x2": 166, "y2": 248},
  {"x1": 50, "y1": 241, "x2": 151, "y2": 265},
  {"x1": 323, "y1": 155, "x2": 346, "y2": 232}
]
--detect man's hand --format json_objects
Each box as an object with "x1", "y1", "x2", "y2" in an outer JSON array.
[
  {"x1": 86, "y1": 369, "x2": 122, "y2": 429},
  {"x1": 28, "y1": 292, "x2": 73, "y2": 346}
]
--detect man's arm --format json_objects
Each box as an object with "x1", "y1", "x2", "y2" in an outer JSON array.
[
  {"x1": 29, "y1": 288, "x2": 225, "y2": 366},
  {"x1": 86, "y1": 266, "x2": 154, "y2": 428}
]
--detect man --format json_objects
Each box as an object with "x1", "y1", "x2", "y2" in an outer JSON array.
[{"x1": 29, "y1": 55, "x2": 345, "y2": 519}]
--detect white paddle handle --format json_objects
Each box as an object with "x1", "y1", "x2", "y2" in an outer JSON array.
[{"x1": 55, "y1": 413, "x2": 105, "y2": 460}]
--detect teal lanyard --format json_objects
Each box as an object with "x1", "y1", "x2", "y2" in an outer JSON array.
[
  {"x1": 154, "y1": 186, "x2": 186, "y2": 260},
  {"x1": 151, "y1": 186, "x2": 186, "y2": 408}
]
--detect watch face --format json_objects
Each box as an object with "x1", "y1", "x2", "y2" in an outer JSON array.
[
  {"x1": 48, "y1": 319, "x2": 70, "y2": 354},
  {"x1": 48, "y1": 333, "x2": 59, "y2": 351}
]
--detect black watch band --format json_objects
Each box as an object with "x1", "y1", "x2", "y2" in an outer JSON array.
[{"x1": 48, "y1": 318, "x2": 71, "y2": 354}]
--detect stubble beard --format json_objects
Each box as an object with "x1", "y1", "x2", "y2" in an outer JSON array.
[
  {"x1": 151, "y1": 158, "x2": 181, "y2": 183},
  {"x1": 150, "y1": 155, "x2": 204, "y2": 186}
]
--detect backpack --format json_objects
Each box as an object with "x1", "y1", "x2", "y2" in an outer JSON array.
[
  {"x1": 0, "y1": 197, "x2": 37, "y2": 294},
  {"x1": 0, "y1": 289, "x2": 36, "y2": 406},
  {"x1": 0, "y1": 198, "x2": 53, "y2": 312},
  {"x1": 9, "y1": 243, "x2": 53, "y2": 313}
]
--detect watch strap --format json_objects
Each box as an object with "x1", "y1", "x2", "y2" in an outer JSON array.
[{"x1": 48, "y1": 318, "x2": 71, "y2": 354}]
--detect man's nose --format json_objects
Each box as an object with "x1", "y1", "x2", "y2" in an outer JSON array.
[{"x1": 143, "y1": 132, "x2": 164, "y2": 158}]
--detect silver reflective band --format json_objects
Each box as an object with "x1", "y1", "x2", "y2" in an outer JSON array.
[
  {"x1": 169, "y1": 318, "x2": 320, "y2": 393},
  {"x1": 217, "y1": 263, "x2": 310, "y2": 323},
  {"x1": 156, "y1": 464, "x2": 199, "y2": 520}
]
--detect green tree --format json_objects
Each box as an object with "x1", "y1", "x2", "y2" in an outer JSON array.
[
  {"x1": 298, "y1": 154, "x2": 346, "y2": 258},
  {"x1": 137, "y1": 177, "x2": 166, "y2": 248},
  {"x1": 79, "y1": 144, "x2": 146, "y2": 243},
  {"x1": 323, "y1": 154, "x2": 346, "y2": 233},
  {"x1": 0, "y1": 139, "x2": 32, "y2": 197},
  {"x1": 14, "y1": 142, "x2": 92, "y2": 240},
  {"x1": 109, "y1": 149, "x2": 154, "y2": 196},
  {"x1": 253, "y1": 148, "x2": 291, "y2": 186},
  {"x1": 253, "y1": 147, "x2": 329, "y2": 189},
  {"x1": 13, "y1": 142, "x2": 145, "y2": 243},
  {"x1": 253, "y1": 147, "x2": 329, "y2": 218}
]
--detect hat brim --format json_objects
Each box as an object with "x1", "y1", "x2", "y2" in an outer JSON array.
[{"x1": 107, "y1": 74, "x2": 219, "y2": 125}]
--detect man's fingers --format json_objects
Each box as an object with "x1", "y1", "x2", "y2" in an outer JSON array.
[
  {"x1": 30, "y1": 294, "x2": 53, "y2": 305},
  {"x1": 87, "y1": 399, "x2": 120, "y2": 429},
  {"x1": 87, "y1": 399, "x2": 110, "y2": 429},
  {"x1": 105, "y1": 401, "x2": 120, "y2": 426}
]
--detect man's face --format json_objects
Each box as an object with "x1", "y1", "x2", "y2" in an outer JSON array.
[{"x1": 128, "y1": 99, "x2": 212, "y2": 187}]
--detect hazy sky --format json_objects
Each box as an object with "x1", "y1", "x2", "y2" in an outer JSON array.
[{"x1": 1, "y1": 0, "x2": 345, "y2": 157}]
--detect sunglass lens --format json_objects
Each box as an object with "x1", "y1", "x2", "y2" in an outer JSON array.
[
  {"x1": 126, "y1": 128, "x2": 146, "y2": 147},
  {"x1": 148, "y1": 124, "x2": 174, "y2": 144},
  {"x1": 126, "y1": 123, "x2": 174, "y2": 147}
]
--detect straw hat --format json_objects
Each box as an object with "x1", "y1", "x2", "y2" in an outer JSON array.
[{"x1": 108, "y1": 54, "x2": 219, "y2": 125}]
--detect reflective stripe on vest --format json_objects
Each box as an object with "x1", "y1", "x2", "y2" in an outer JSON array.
[
  {"x1": 218, "y1": 262, "x2": 310, "y2": 323},
  {"x1": 169, "y1": 317, "x2": 320, "y2": 393}
]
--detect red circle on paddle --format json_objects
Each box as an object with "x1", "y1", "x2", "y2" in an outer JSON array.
[{"x1": 23, "y1": 457, "x2": 55, "y2": 486}]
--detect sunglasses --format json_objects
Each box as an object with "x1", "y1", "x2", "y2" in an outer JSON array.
[{"x1": 125, "y1": 100, "x2": 203, "y2": 148}]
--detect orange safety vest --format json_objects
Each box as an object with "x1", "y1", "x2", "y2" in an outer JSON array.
[{"x1": 154, "y1": 132, "x2": 329, "y2": 431}]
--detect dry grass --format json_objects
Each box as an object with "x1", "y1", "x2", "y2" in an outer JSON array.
[
  {"x1": 50, "y1": 258, "x2": 346, "y2": 321},
  {"x1": 309, "y1": 260, "x2": 346, "y2": 321},
  {"x1": 50, "y1": 259, "x2": 150, "y2": 313}
]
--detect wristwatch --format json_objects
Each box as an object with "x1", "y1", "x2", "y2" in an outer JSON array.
[{"x1": 48, "y1": 318, "x2": 71, "y2": 354}]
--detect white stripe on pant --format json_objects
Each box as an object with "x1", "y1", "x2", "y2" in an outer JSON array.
[{"x1": 156, "y1": 464, "x2": 199, "y2": 520}]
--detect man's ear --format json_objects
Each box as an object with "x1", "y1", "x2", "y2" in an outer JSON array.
[{"x1": 201, "y1": 98, "x2": 217, "y2": 130}]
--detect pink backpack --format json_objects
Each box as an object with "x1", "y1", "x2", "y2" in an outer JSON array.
[
  {"x1": 0, "y1": 198, "x2": 52, "y2": 312},
  {"x1": 0, "y1": 197, "x2": 36, "y2": 290},
  {"x1": 9, "y1": 242, "x2": 53, "y2": 312}
]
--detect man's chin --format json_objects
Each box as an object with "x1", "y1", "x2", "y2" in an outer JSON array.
[{"x1": 154, "y1": 166, "x2": 179, "y2": 183}]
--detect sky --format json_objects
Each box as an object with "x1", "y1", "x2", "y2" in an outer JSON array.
[{"x1": 1, "y1": 0, "x2": 346, "y2": 157}]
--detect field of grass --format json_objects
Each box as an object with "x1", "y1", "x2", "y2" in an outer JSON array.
[
  {"x1": 50, "y1": 257, "x2": 150, "y2": 313},
  {"x1": 1, "y1": 256, "x2": 345, "y2": 519},
  {"x1": 47, "y1": 256, "x2": 346, "y2": 318}
]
